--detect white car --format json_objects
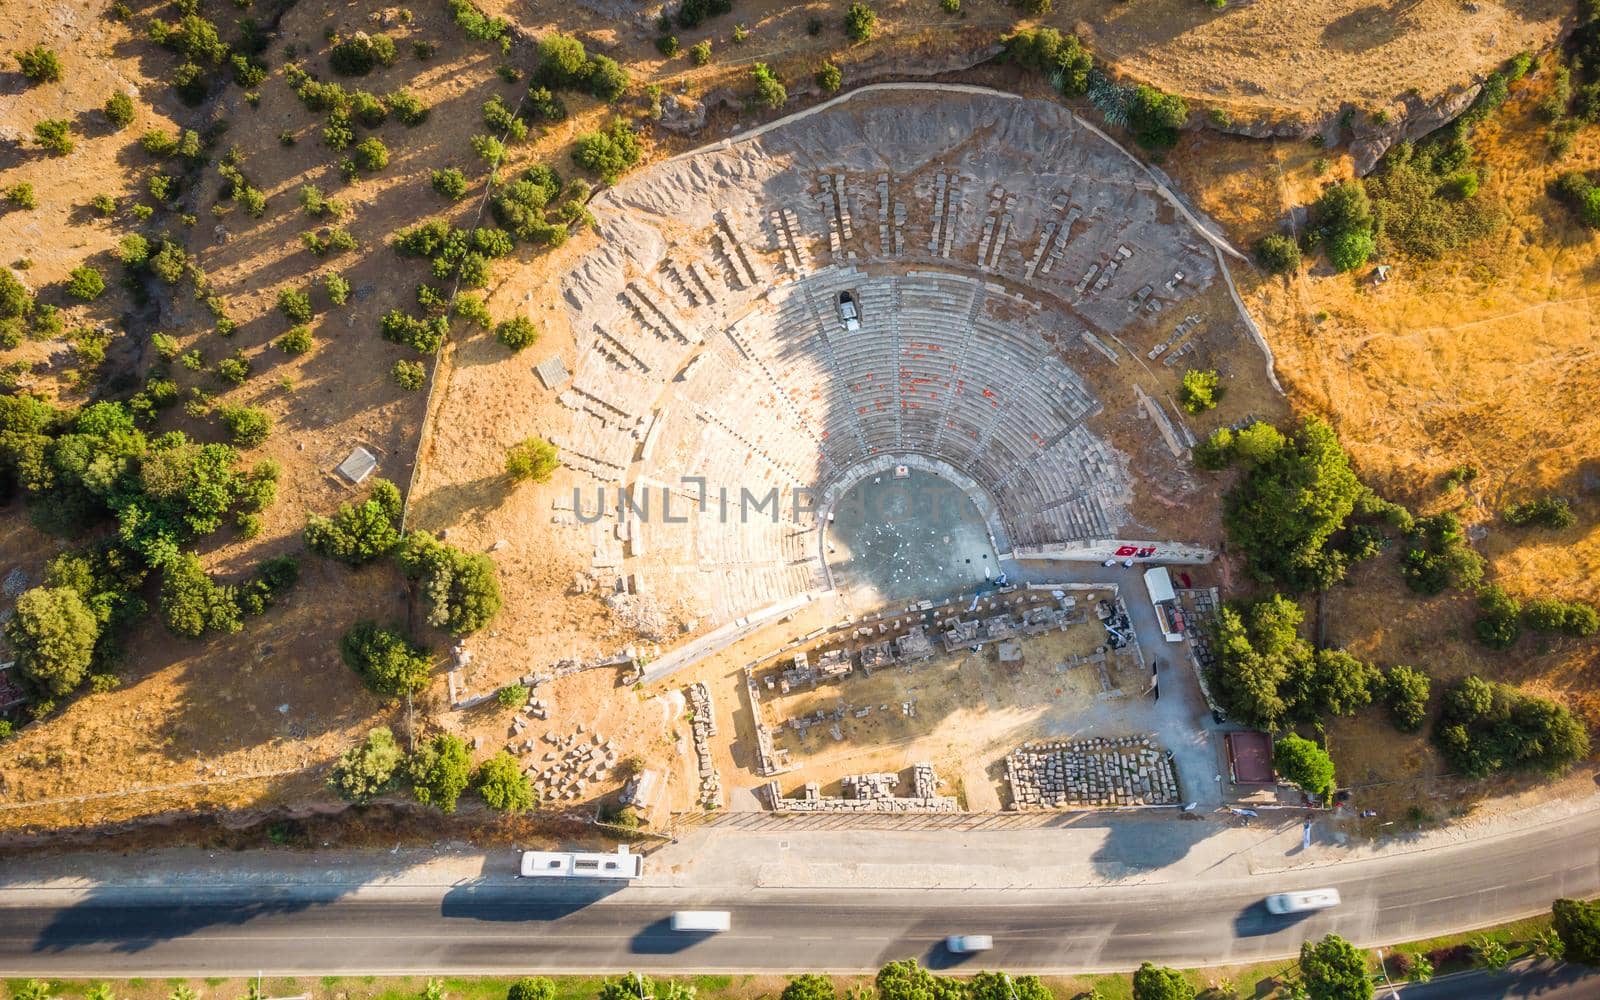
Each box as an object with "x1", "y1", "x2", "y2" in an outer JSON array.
[
  {"x1": 1265, "y1": 889, "x2": 1342, "y2": 914},
  {"x1": 670, "y1": 910, "x2": 731, "y2": 932},
  {"x1": 946, "y1": 934, "x2": 994, "y2": 954}
]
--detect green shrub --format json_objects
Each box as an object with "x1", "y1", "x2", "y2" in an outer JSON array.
[
  {"x1": 304, "y1": 478, "x2": 403, "y2": 565},
  {"x1": 1254, "y1": 233, "x2": 1301, "y2": 274},
  {"x1": 447, "y1": 0, "x2": 510, "y2": 48},
  {"x1": 1502, "y1": 495, "x2": 1576, "y2": 529},
  {"x1": 843, "y1": 2, "x2": 878, "y2": 42},
  {"x1": 1400, "y1": 512, "x2": 1484, "y2": 594},
  {"x1": 349, "y1": 90, "x2": 388, "y2": 127},
  {"x1": 1552, "y1": 898, "x2": 1600, "y2": 965},
  {"x1": 495, "y1": 316, "x2": 539, "y2": 351},
  {"x1": 218, "y1": 404, "x2": 271, "y2": 447},
  {"x1": 103, "y1": 91, "x2": 135, "y2": 128},
  {"x1": 535, "y1": 33, "x2": 590, "y2": 89},
  {"x1": 506, "y1": 437, "x2": 559, "y2": 482},
  {"x1": 476, "y1": 751, "x2": 535, "y2": 812},
  {"x1": 676, "y1": 0, "x2": 733, "y2": 28},
  {"x1": 384, "y1": 89, "x2": 428, "y2": 125},
  {"x1": 215, "y1": 352, "x2": 251, "y2": 385},
  {"x1": 33, "y1": 119, "x2": 73, "y2": 156},
  {"x1": 471, "y1": 133, "x2": 506, "y2": 168},
  {"x1": 587, "y1": 55, "x2": 629, "y2": 102},
  {"x1": 815, "y1": 60, "x2": 842, "y2": 93},
  {"x1": 1003, "y1": 27, "x2": 1092, "y2": 97},
  {"x1": 350, "y1": 137, "x2": 389, "y2": 172},
  {"x1": 1130, "y1": 963, "x2": 1193, "y2": 1000},
  {"x1": 1299, "y1": 936, "x2": 1368, "y2": 1000},
  {"x1": 507, "y1": 979, "x2": 556, "y2": 1000},
  {"x1": 16, "y1": 46, "x2": 63, "y2": 84},
  {"x1": 341, "y1": 620, "x2": 431, "y2": 696},
  {"x1": 496, "y1": 684, "x2": 528, "y2": 708},
  {"x1": 65, "y1": 265, "x2": 105, "y2": 301},
  {"x1": 1473, "y1": 585, "x2": 1521, "y2": 650},
  {"x1": 1178, "y1": 369, "x2": 1221, "y2": 413},
  {"x1": 278, "y1": 287, "x2": 314, "y2": 323},
  {"x1": 750, "y1": 62, "x2": 786, "y2": 109},
  {"x1": 91, "y1": 193, "x2": 117, "y2": 216},
  {"x1": 277, "y1": 325, "x2": 313, "y2": 354},
  {"x1": 6, "y1": 183, "x2": 37, "y2": 209},
  {"x1": 1523, "y1": 597, "x2": 1599, "y2": 637},
  {"x1": 1311, "y1": 180, "x2": 1376, "y2": 272},
  {"x1": 656, "y1": 34, "x2": 681, "y2": 57},
  {"x1": 482, "y1": 95, "x2": 527, "y2": 142},
  {"x1": 689, "y1": 40, "x2": 712, "y2": 66},
  {"x1": 329, "y1": 726, "x2": 404, "y2": 803},
  {"x1": 432, "y1": 167, "x2": 470, "y2": 200},
  {"x1": 392, "y1": 359, "x2": 427, "y2": 390},
  {"x1": 324, "y1": 272, "x2": 351, "y2": 306},
  {"x1": 572, "y1": 118, "x2": 642, "y2": 183},
  {"x1": 1127, "y1": 85, "x2": 1188, "y2": 149},
  {"x1": 329, "y1": 32, "x2": 397, "y2": 75}
]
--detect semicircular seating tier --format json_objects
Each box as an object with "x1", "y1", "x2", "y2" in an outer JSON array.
[{"x1": 550, "y1": 86, "x2": 1230, "y2": 628}]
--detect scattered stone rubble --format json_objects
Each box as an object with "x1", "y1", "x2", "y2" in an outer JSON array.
[
  {"x1": 1005, "y1": 735, "x2": 1179, "y2": 809},
  {"x1": 764, "y1": 762, "x2": 958, "y2": 813},
  {"x1": 526, "y1": 726, "x2": 619, "y2": 803},
  {"x1": 685, "y1": 682, "x2": 723, "y2": 809}
]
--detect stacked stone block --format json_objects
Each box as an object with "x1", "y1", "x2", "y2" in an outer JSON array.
[
  {"x1": 1005, "y1": 735, "x2": 1179, "y2": 809},
  {"x1": 686, "y1": 682, "x2": 724, "y2": 808}
]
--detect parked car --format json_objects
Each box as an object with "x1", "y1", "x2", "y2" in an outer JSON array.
[
  {"x1": 1265, "y1": 889, "x2": 1341, "y2": 914},
  {"x1": 946, "y1": 934, "x2": 994, "y2": 953}
]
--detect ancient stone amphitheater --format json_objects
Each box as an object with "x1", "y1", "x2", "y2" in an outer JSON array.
[{"x1": 548, "y1": 86, "x2": 1239, "y2": 660}]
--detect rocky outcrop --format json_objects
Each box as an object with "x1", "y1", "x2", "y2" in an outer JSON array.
[{"x1": 1347, "y1": 85, "x2": 1482, "y2": 174}]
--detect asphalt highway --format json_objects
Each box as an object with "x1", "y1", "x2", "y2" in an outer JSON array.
[{"x1": 0, "y1": 809, "x2": 1597, "y2": 978}]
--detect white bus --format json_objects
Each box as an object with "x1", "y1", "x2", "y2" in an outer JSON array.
[
  {"x1": 518, "y1": 845, "x2": 643, "y2": 880},
  {"x1": 670, "y1": 910, "x2": 731, "y2": 933}
]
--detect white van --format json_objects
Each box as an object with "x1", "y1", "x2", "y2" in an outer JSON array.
[
  {"x1": 946, "y1": 935, "x2": 994, "y2": 954},
  {"x1": 1265, "y1": 889, "x2": 1342, "y2": 914},
  {"x1": 670, "y1": 910, "x2": 732, "y2": 933}
]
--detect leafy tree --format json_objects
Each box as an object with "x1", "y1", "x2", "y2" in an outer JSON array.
[
  {"x1": 1255, "y1": 233, "x2": 1301, "y2": 274},
  {"x1": 1553, "y1": 897, "x2": 1600, "y2": 965},
  {"x1": 507, "y1": 978, "x2": 555, "y2": 1000},
  {"x1": 341, "y1": 621, "x2": 432, "y2": 697},
  {"x1": 1131, "y1": 963, "x2": 1195, "y2": 1000},
  {"x1": 843, "y1": 2, "x2": 878, "y2": 42},
  {"x1": 1223, "y1": 417, "x2": 1365, "y2": 592},
  {"x1": 506, "y1": 437, "x2": 560, "y2": 483},
  {"x1": 324, "y1": 272, "x2": 351, "y2": 306},
  {"x1": 408, "y1": 732, "x2": 472, "y2": 813},
  {"x1": 66, "y1": 265, "x2": 105, "y2": 301},
  {"x1": 5, "y1": 586, "x2": 99, "y2": 697},
  {"x1": 4, "y1": 183, "x2": 35, "y2": 210},
  {"x1": 351, "y1": 137, "x2": 389, "y2": 172},
  {"x1": 1208, "y1": 594, "x2": 1310, "y2": 729},
  {"x1": 1178, "y1": 369, "x2": 1221, "y2": 413},
  {"x1": 1383, "y1": 665, "x2": 1430, "y2": 732},
  {"x1": 159, "y1": 552, "x2": 242, "y2": 638},
  {"x1": 278, "y1": 288, "x2": 313, "y2": 323},
  {"x1": 968, "y1": 975, "x2": 1048, "y2": 1000},
  {"x1": 572, "y1": 119, "x2": 642, "y2": 184},
  {"x1": 1127, "y1": 85, "x2": 1189, "y2": 149},
  {"x1": 751, "y1": 62, "x2": 787, "y2": 110},
  {"x1": 1312, "y1": 181, "x2": 1375, "y2": 272},
  {"x1": 874, "y1": 960, "x2": 962, "y2": 1000},
  {"x1": 689, "y1": 40, "x2": 712, "y2": 66},
  {"x1": 1299, "y1": 934, "x2": 1372, "y2": 1000},
  {"x1": 1435, "y1": 674, "x2": 1590, "y2": 777},
  {"x1": 329, "y1": 726, "x2": 404, "y2": 803},
  {"x1": 780, "y1": 975, "x2": 836, "y2": 1000},
  {"x1": 279, "y1": 325, "x2": 313, "y2": 354},
  {"x1": 493, "y1": 166, "x2": 566, "y2": 243},
  {"x1": 396, "y1": 531, "x2": 502, "y2": 634},
  {"x1": 536, "y1": 34, "x2": 590, "y2": 88},
  {"x1": 304, "y1": 479, "x2": 402, "y2": 565},
  {"x1": 1473, "y1": 585, "x2": 1521, "y2": 649},
  {"x1": 16, "y1": 46, "x2": 63, "y2": 84},
  {"x1": 1273, "y1": 734, "x2": 1336, "y2": 799},
  {"x1": 476, "y1": 750, "x2": 535, "y2": 812}
]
